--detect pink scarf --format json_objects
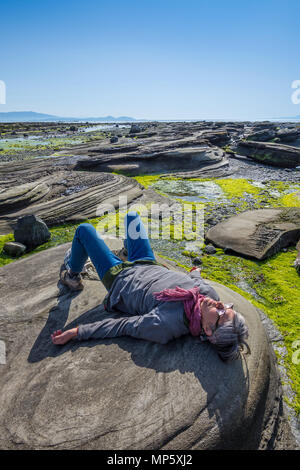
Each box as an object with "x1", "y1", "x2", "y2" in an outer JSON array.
[{"x1": 153, "y1": 286, "x2": 206, "y2": 336}]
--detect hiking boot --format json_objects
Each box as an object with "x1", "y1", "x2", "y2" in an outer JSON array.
[
  {"x1": 60, "y1": 269, "x2": 84, "y2": 291},
  {"x1": 64, "y1": 247, "x2": 91, "y2": 274}
]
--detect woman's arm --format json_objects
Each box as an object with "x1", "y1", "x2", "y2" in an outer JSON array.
[{"x1": 51, "y1": 308, "x2": 173, "y2": 345}]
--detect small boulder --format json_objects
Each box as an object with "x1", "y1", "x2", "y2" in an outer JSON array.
[
  {"x1": 129, "y1": 124, "x2": 141, "y2": 134},
  {"x1": 3, "y1": 242, "x2": 26, "y2": 257},
  {"x1": 14, "y1": 214, "x2": 51, "y2": 250},
  {"x1": 192, "y1": 257, "x2": 202, "y2": 265},
  {"x1": 110, "y1": 136, "x2": 118, "y2": 143},
  {"x1": 204, "y1": 244, "x2": 217, "y2": 255}
]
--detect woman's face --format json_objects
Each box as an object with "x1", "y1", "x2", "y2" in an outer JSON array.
[{"x1": 201, "y1": 297, "x2": 235, "y2": 337}]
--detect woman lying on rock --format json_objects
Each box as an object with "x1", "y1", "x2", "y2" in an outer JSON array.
[{"x1": 51, "y1": 211, "x2": 250, "y2": 361}]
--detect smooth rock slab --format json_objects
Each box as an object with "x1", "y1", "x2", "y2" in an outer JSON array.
[
  {"x1": 0, "y1": 172, "x2": 143, "y2": 235},
  {"x1": 74, "y1": 146, "x2": 227, "y2": 177},
  {"x1": 0, "y1": 241, "x2": 294, "y2": 449},
  {"x1": 206, "y1": 208, "x2": 300, "y2": 260},
  {"x1": 0, "y1": 181, "x2": 49, "y2": 214},
  {"x1": 234, "y1": 141, "x2": 300, "y2": 168}
]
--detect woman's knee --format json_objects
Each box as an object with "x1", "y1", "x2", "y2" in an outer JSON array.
[{"x1": 75, "y1": 223, "x2": 96, "y2": 238}]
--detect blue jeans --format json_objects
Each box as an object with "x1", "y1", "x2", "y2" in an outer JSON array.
[{"x1": 69, "y1": 211, "x2": 155, "y2": 280}]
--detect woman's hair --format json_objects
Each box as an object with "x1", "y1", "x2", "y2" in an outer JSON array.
[{"x1": 208, "y1": 311, "x2": 251, "y2": 362}]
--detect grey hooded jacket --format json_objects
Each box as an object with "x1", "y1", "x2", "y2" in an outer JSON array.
[{"x1": 77, "y1": 264, "x2": 219, "y2": 344}]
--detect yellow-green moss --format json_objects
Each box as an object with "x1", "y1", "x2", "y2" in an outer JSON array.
[
  {"x1": 215, "y1": 178, "x2": 260, "y2": 199},
  {"x1": 280, "y1": 192, "x2": 300, "y2": 207},
  {"x1": 133, "y1": 175, "x2": 162, "y2": 188}
]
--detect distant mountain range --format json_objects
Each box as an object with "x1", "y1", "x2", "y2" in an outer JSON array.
[
  {"x1": 1, "y1": 111, "x2": 300, "y2": 123},
  {"x1": 0, "y1": 111, "x2": 139, "y2": 122},
  {"x1": 276, "y1": 115, "x2": 300, "y2": 120}
]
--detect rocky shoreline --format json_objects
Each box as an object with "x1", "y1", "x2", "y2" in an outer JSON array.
[{"x1": 0, "y1": 120, "x2": 300, "y2": 449}]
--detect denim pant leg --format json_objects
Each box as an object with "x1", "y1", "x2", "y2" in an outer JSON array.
[
  {"x1": 124, "y1": 211, "x2": 155, "y2": 262},
  {"x1": 69, "y1": 223, "x2": 122, "y2": 279}
]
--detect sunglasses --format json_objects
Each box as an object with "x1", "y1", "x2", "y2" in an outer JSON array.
[{"x1": 215, "y1": 303, "x2": 234, "y2": 330}]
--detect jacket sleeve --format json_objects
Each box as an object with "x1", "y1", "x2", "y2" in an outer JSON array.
[
  {"x1": 77, "y1": 307, "x2": 173, "y2": 344},
  {"x1": 189, "y1": 269, "x2": 220, "y2": 301}
]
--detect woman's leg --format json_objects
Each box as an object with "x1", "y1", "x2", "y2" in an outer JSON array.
[
  {"x1": 124, "y1": 211, "x2": 156, "y2": 262},
  {"x1": 69, "y1": 223, "x2": 122, "y2": 280}
]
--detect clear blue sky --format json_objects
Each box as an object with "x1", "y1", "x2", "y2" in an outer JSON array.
[{"x1": 0, "y1": 0, "x2": 299, "y2": 120}]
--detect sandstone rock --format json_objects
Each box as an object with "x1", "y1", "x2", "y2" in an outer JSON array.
[
  {"x1": 0, "y1": 241, "x2": 295, "y2": 449},
  {"x1": 129, "y1": 124, "x2": 141, "y2": 134},
  {"x1": 3, "y1": 241, "x2": 26, "y2": 257},
  {"x1": 250, "y1": 122, "x2": 276, "y2": 131},
  {"x1": 14, "y1": 214, "x2": 51, "y2": 250},
  {"x1": 276, "y1": 128, "x2": 300, "y2": 143},
  {"x1": 245, "y1": 129, "x2": 276, "y2": 142},
  {"x1": 0, "y1": 182, "x2": 50, "y2": 214},
  {"x1": 0, "y1": 164, "x2": 143, "y2": 235},
  {"x1": 198, "y1": 130, "x2": 230, "y2": 146},
  {"x1": 206, "y1": 208, "x2": 300, "y2": 260},
  {"x1": 73, "y1": 145, "x2": 228, "y2": 177},
  {"x1": 234, "y1": 141, "x2": 300, "y2": 168}
]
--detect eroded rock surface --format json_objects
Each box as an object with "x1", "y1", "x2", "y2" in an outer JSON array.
[
  {"x1": 0, "y1": 158, "x2": 143, "y2": 235},
  {"x1": 71, "y1": 144, "x2": 229, "y2": 177},
  {"x1": 206, "y1": 208, "x2": 300, "y2": 260},
  {"x1": 233, "y1": 141, "x2": 300, "y2": 168},
  {"x1": 0, "y1": 241, "x2": 296, "y2": 449}
]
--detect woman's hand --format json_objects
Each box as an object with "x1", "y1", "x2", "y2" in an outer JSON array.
[
  {"x1": 190, "y1": 267, "x2": 202, "y2": 273},
  {"x1": 51, "y1": 328, "x2": 78, "y2": 345}
]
